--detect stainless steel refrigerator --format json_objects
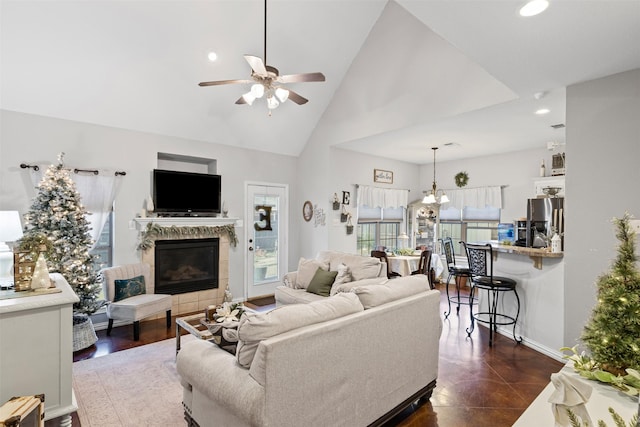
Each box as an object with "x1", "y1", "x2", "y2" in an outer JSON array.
[{"x1": 526, "y1": 197, "x2": 564, "y2": 248}]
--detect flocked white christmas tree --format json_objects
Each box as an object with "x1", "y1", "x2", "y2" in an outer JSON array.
[{"x1": 22, "y1": 153, "x2": 103, "y2": 315}]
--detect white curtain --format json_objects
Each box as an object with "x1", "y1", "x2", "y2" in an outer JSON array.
[
  {"x1": 445, "y1": 186, "x2": 502, "y2": 210},
  {"x1": 26, "y1": 164, "x2": 124, "y2": 248},
  {"x1": 356, "y1": 185, "x2": 409, "y2": 209},
  {"x1": 73, "y1": 171, "x2": 123, "y2": 247}
]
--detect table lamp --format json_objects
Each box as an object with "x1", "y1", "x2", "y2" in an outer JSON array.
[{"x1": 0, "y1": 210, "x2": 24, "y2": 287}]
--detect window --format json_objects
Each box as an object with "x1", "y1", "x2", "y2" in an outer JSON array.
[
  {"x1": 356, "y1": 206, "x2": 403, "y2": 255},
  {"x1": 439, "y1": 206, "x2": 500, "y2": 248},
  {"x1": 90, "y1": 211, "x2": 113, "y2": 301}
]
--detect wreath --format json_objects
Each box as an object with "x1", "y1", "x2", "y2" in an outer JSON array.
[{"x1": 454, "y1": 171, "x2": 469, "y2": 188}]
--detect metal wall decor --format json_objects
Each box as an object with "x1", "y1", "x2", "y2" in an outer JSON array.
[
  {"x1": 332, "y1": 193, "x2": 340, "y2": 210},
  {"x1": 340, "y1": 205, "x2": 349, "y2": 222},
  {"x1": 346, "y1": 214, "x2": 354, "y2": 235},
  {"x1": 313, "y1": 204, "x2": 326, "y2": 227}
]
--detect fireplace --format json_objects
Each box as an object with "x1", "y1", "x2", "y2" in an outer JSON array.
[{"x1": 154, "y1": 238, "x2": 219, "y2": 295}]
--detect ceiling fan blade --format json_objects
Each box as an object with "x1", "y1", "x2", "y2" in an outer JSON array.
[
  {"x1": 199, "y1": 79, "x2": 252, "y2": 87},
  {"x1": 235, "y1": 96, "x2": 248, "y2": 105},
  {"x1": 244, "y1": 55, "x2": 268, "y2": 77},
  {"x1": 278, "y1": 72, "x2": 325, "y2": 84},
  {"x1": 287, "y1": 89, "x2": 309, "y2": 105}
]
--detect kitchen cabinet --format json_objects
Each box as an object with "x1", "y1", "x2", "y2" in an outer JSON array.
[{"x1": 533, "y1": 176, "x2": 565, "y2": 197}]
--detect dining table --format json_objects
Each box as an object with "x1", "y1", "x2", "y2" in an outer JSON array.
[{"x1": 387, "y1": 253, "x2": 445, "y2": 279}]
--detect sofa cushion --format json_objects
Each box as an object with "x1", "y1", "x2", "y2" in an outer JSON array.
[
  {"x1": 331, "y1": 277, "x2": 388, "y2": 296},
  {"x1": 351, "y1": 275, "x2": 429, "y2": 309},
  {"x1": 296, "y1": 258, "x2": 329, "y2": 289},
  {"x1": 306, "y1": 268, "x2": 338, "y2": 297},
  {"x1": 274, "y1": 286, "x2": 326, "y2": 305},
  {"x1": 113, "y1": 275, "x2": 146, "y2": 302},
  {"x1": 329, "y1": 263, "x2": 352, "y2": 296},
  {"x1": 236, "y1": 292, "x2": 364, "y2": 368},
  {"x1": 317, "y1": 250, "x2": 383, "y2": 281}
]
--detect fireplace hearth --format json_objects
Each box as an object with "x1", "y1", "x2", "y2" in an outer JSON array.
[{"x1": 154, "y1": 238, "x2": 219, "y2": 295}]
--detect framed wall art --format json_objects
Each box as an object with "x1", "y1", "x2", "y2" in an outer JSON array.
[{"x1": 374, "y1": 169, "x2": 393, "y2": 184}]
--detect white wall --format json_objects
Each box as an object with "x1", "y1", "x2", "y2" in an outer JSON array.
[
  {"x1": 564, "y1": 68, "x2": 640, "y2": 347},
  {"x1": 0, "y1": 109, "x2": 299, "y2": 299},
  {"x1": 418, "y1": 146, "x2": 551, "y2": 223},
  {"x1": 328, "y1": 146, "x2": 422, "y2": 253}
]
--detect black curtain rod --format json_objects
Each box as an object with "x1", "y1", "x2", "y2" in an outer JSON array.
[
  {"x1": 74, "y1": 168, "x2": 126, "y2": 176},
  {"x1": 20, "y1": 163, "x2": 39, "y2": 171},
  {"x1": 20, "y1": 163, "x2": 125, "y2": 176}
]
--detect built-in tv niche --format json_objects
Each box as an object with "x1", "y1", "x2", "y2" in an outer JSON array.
[{"x1": 154, "y1": 238, "x2": 219, "y2": 295}]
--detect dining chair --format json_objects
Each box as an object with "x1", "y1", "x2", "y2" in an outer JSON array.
[
  {"x1": 440, "y1": 237, "x2": 474, "y2": 318},
  {"x1": 462, "y1": 242, "x2": 522, "y2": 347},
  {"x1": 370, "y1": 250, "x2": 401, "y2": 279},
  {"x1": 410, "y1": 249, "x2": 434, "y2": 289}
]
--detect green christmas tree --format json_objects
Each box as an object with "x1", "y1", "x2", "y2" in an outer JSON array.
[
  {"x1": 581, "y1": 213, "x2": 640, "y2": 374},
  {"x1": 22, "y1": 153, "x2": 104, "y2": 315}
]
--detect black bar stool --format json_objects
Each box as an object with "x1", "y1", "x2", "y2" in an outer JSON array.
[
  {"x1": 440, "y1": 237, "x2": 474, "y2": 318},
  {"x1": 462, "y1": 242, "x2": 522, "y2": 347}
]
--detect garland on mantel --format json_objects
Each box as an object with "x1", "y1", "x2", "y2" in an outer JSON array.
[{"x1": 137, "y1": 222, "x2": 238, "y2": 251}]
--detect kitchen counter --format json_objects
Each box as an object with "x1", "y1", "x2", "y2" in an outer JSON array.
[
  {"x1": 492, "y1": 244, "x2": 563, "y2": 269},
  {"x1": 467, "y1": 241, "x2": 565, "y2": 358}
]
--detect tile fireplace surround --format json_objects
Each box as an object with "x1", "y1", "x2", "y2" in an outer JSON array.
[{"x1": 134, "y1": 217, "x2": 239, "y2": 317}]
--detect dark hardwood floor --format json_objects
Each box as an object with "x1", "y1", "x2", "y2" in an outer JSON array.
[{"x1": 68, "y1": 283, "x2": 564, "y2": 426}]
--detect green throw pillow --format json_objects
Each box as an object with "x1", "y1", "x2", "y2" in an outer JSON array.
[
  {"x1": 306, "y1": 268, "x2": 338, "y2": 297},
  {"x1": 113, "y1": 275, "x2": 146, "y2": 302}
]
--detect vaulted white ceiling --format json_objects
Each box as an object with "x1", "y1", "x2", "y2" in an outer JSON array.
[{"x1": 2, "y1": 0, "x2": 639, "y2": 164}]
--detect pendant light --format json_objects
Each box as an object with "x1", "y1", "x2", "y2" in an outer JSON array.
[{"x1": 422, "y1": 147, "x2": 449, "y2": 205}]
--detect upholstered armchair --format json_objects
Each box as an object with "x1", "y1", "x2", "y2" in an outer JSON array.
[{"x1": 101, "y1": 263, "x2": 172, "y2": 341}]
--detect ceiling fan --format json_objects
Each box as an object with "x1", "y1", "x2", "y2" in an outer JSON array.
[{"x1": 198, "y1": 0, "x2": 326, "y2": 113}]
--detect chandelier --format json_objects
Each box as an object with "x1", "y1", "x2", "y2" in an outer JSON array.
[{"x1": 422, "y1": 147, "x2": 449, "y2": 205}]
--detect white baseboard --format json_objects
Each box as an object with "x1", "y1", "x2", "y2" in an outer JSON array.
[{"x1": 495, "y1": 326, "x2": 565, "y2": 363}]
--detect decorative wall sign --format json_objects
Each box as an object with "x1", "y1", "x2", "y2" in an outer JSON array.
[
  {"x1": 303, "y1": 201, "x2": 313, "y2": 222},
  {"x1": 342, "y1": 191, "x2": 350, "y2": 205},
  {"x1": 254, "y1": 205, "x2": 273, "y2": 231},
  {"x1": 374, "y1": 169, "x2": 393, "y2": 184}
]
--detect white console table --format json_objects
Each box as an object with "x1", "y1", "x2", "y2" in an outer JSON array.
[
  {"x1": 0, "y1": 273, "x2": 79, "y2": 426},
  {"x1": 514, "y1": 364, "x2": 638, "y2": 426}
]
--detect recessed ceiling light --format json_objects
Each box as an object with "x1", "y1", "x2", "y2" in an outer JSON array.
[
  {"x1": 535, "y1": 108, "x2": 550, "y2": 115},
  {"x1": 207, "y1": 51, "x2": 218, "y2": 62},
  {"x1": 519, "y1": 0, "x2": 549, "y2": 17}
]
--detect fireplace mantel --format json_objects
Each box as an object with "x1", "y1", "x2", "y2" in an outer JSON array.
[{"x1": 134, "y1": 217, "x2": 240, "y2": 231}]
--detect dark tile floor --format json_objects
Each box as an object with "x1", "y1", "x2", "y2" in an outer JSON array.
[{"x1": 68, "y1": 282, "x2": 564, "y2": 426}]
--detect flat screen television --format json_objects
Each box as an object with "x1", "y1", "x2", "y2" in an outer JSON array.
[{"x1": 153, "y1": 169, "x2": 221, "y2": 216}]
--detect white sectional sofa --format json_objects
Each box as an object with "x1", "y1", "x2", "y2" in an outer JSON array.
[
  {"x1": 275, "y1": 250, "x2": 388, "y2": 306},
  {"x1": 176, "y1": 275, "x2": 442, "y2": 427}
]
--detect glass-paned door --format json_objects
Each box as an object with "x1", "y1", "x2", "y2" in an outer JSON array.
[{"x1": 246, "y1": 183, "x2": 288, "y2": 299}]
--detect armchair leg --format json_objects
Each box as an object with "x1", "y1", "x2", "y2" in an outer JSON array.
[
  {"x1": 133, "y1": 321, "x2": 140, "y2": 341},
  {"x1": 166, "y1": 310, "x2": 172, "y2": 329},
  {"x1": 107, "y1": 319, "x2": 114, "y2": 336}
]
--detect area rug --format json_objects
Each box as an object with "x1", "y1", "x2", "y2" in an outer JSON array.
[{"x1": 73, "y1": 335, "x2": 195, "y2": 426}]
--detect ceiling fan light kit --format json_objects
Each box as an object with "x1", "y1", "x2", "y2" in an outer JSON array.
[{"x1": 198, "y1": 0, "x2": 325, "y2": 115}]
